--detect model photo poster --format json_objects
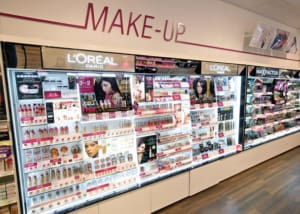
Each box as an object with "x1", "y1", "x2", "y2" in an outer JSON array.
[
  {"x1": 249, "y1": 24, "x2": 276, "y2": 49},
  {"x1": 78, "y1": 74, "x2": 133, "y2": 121},
  {"x1": 285, "y1": 35, "x2": 298, "y2": 54},
  {"x1": 269, "y1": 29, "x2": 290, "y2": 51},
  {"x1": 189, "y1": 76, "x2": 216, "y2": 105},
  {"x1": 137, "y1": 134, "x2": 157, "y2": 164},
  {"x1": 132, "y1": 74, "x2": 145, "y2": 112}
]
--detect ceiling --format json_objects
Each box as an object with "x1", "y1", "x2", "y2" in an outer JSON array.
[{"x1": 222, "y1": 0, "x2": 300, "y2": 30}]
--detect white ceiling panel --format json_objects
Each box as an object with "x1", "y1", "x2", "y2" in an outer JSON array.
[{"x1": 222, "y1": 0, "x2": 300, "y2": 29}]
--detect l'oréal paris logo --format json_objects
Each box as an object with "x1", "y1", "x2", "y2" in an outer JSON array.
[
  {"x1": 67, "y1": 53, "x2": 118, "y2": 69},
  {"x1": 209, "y1": 64, "x2": 231, "y2": 74}
]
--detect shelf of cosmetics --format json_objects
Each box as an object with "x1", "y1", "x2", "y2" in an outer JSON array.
[
  {"x1": 18, "y1": 100, "x2": 81, "y2": 126},
  {"x1": 25, "y1": 147, "x2": 239, "y2": 214},
  {"x1": 17, "y1": 99, "x2": 133, "y2": 125},
  {"x1": 0, "y1": 142, "x2": 14, "y2": 180},
  {"x1": 25, "y1": 151, "x2": 137, "y2": 196},
  {"x1": 0, "y1": 181, "x2": 17, "y2": 208},
  {"x1": 22, "y1": 127, "x2": 238, "y2": 187},
  {"x1": 244, "y1": 117, "x2": 300, "y2": 146},
  {"x1": 245, "y1": 78, "x2": 300, "y2": 146},
  {"x1": 27, "y1": 168, "x2": 138, "y2": 214},
  {"x1": 0, "y1": 143, "x2": 16, "y2": 208}
]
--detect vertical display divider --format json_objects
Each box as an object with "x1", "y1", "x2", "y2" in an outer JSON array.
[{"x1": 239, "y1": 66, "x2": 247, "y2": 150}]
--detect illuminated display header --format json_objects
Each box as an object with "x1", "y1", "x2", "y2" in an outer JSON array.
[
  {"x1": 42, "y1": 47, "x2": 135, "y2": 72},
  {"x1": 201, "y1": 62, "x2": 238, "y2": 75}
]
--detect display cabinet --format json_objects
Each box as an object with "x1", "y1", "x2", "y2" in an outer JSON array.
[
  {"x1": 244, "y1": 66, "x2": 300, "y2": 149},
  {"x1": 189, "y1": 62, "x2": 243, "y2": 165}
]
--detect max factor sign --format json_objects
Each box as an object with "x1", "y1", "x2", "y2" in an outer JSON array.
[
  {"x1": 42, "y1": 47, "x2": 134, "y2": 72},
  {"x1": 256, "y1": 67, "x2": 279, "y2": 77}
]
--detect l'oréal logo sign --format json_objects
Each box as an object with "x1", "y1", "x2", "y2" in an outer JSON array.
[
  {"x1": 209, "y1": 64, "x2": 231, "y2": 74},
  {"x1": 67, "y1": 53, "x2": 118, "y2": 69},
  {"x1": 42, "y1": 47, "x2": 134, "y2": 72},
  {"x1": 201, "y1": 62, "x2": 237, "y2": 75}
]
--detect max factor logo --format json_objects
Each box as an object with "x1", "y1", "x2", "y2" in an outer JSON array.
[{"x1": 256, "y1": 68, "x2": 279, "y2": 76}]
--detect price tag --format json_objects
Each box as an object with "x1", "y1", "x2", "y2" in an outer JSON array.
[
  {"x1": 201, "y1": 121, "x2": 209, "y2": 126},
  {"x1": 236, "y1": 144, "x2": 242, "y2": 152},
  {"x1": 157, "y1": 152, "x2": 165, "y2": 157},
  {"x1": 172, "y1": 94, "x2": 181, "y2": 100},
  {"x1": 175, "y1": 147, "x2": 181, "y2": 152},
  {"x1": 135, "y1": 127, "x2": 142, "y2": 132},
  {"x1": 176, "y1": 161, "x2": 182, "y2": 166},
  {"x1": 218, "y1": 132, "x2": 224, "y2": 137},
  {"x1": 156, "y1": 124, "x2": 163, "y2": 129},
  {"x1": 173, "y1": 83, "x2": 180, "y2": 88},
  {"x1": 218, "y1": 102, "x2": 224, "y2": 107},
  {"x1": 109, "y1": 112, "x2": 116, "y2": 118},
  {"x1": 218, "y1": 148, "x2": 224, "y2": 154},
  {"x1": 217, "y1": 86, "x2": 223, "y2": 91},
  {"x1": 201, "y1": 153, "x2": 209, "y2": 160}
]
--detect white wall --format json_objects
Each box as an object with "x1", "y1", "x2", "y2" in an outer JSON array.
[{"x1": 0, "y1": 0, "x2": 299, "y2": 69}]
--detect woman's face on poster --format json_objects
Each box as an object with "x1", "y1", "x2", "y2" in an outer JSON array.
[
  {"x1": 196, "y1": 81, "x2": 203, "y2": 94},
  {"x1": 85, "y1": 141, "x2": 99, "y2": 158},
  {"x1": 101, "y1": 80, "x2": 113, "y2": 94}
]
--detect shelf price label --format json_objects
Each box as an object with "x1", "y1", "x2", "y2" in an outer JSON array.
[
  {"x1": 218, "y1": 132, "x2": 224, "y2": 137},
  {"x1": 157, "y1": 152, "x2": 165, "y2": 157},
  {"x1": 201, "y1": 153, "x2": 209, "y2": 160},
  {"x1": 109, "y1": 112, "x2": 116, "y2": 118},
  {"x1": 176, "y1": 161, "x2": 182, "y2": 166},
  {"x1": 218, "y1": 148, "x2": 224, "y2": 154},
  {"x1": 135, "y1": 127, "x2": 142, "y2": 132},
  {"x1": 217, "y1": 102, "x2": 224, "y2": 107},
  {"x1": 172, "y1": 94, "x2": 181, "y2": 100},
  {"x1": 156, "y1": 124, "x2": 163, "y2": 129},
  {"x1": 173, "y1": 83, "x2": 181, "y2": 88},
  {"x1": 175, "y1": 147, "x2": 182, "y2": 152},
  {"x1": 236, "y1": 144, "x2": 242, "y2": 152},
  {"x1": 201, "y1": 121, "x2": 209, "y2": 126}
]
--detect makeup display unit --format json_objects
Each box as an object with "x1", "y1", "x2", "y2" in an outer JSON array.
[
  {"x1": 189, "y1": 73, "x2": 242, "y2": 165},
  {"x1": 7, "y1": 70, "x2": 140, "y2": 214},
  {"x1": 133, "y1": 74, "x2": 192, "y2": 182},
  {"x1": 244, "y1": 66, "x2": 300, "y2": 149},
  {"x1": 4, "y1": 44, "x2": 298, "y2": 214}
]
